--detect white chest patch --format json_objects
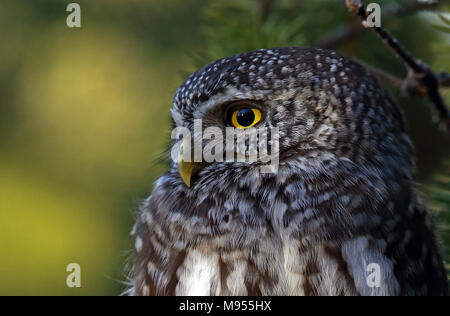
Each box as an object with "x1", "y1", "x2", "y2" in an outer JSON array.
[
  {"x1": 176, "y1": 250, "x2": 219, "y2": 296},
  {"x1": 283, "y1": 241, "x2": 306, "y2": 295}
]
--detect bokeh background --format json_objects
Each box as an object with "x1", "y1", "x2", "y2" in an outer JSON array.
[{"x1": 0, "y1": 0, "x2": 449, "y2": 295}]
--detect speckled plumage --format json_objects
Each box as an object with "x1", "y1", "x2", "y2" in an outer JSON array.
[{"x1": 128, "y1": 47, "x2": 448, "y2": 296}]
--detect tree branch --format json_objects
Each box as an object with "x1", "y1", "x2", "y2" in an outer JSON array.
[
  {"x1": 345, "y1": 0, "x2": 450, "y2": 133},
  {"x1": 319, "y1": 0, "x2": 444, "y2": 49},
  {"x1": 437, "y1": 71, "x2": 450, "y2": 87},
  {"x1": 356, "y1": 59, "x2": 404, "y2": 90},
  {"x1": 259, "y1": 0, "x2": 273, "y2": 22}
]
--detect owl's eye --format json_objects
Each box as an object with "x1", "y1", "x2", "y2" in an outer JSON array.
[{"x1": 229, "y1": 107, "x2": 262, "y2": 129}]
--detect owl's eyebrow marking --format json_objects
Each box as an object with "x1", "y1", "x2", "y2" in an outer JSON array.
[{"x1": 196, "y1": 87, "x2": 270, "y2": 118}]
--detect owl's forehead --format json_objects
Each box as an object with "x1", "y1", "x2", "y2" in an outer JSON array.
[{"x1": 172, "y1": 47, "x2": 365, "y2": 125}]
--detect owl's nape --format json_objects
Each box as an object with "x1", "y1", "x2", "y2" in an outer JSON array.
[{"x1": 129, "y1": 47, "x2": 448, "y2": 296}]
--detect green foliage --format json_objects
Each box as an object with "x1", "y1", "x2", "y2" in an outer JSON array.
[
  {"x1": 0, "y1": 0, "x2": 205, "y2": 296},
  {"x1": 204, "y1": 1, "x2": 305, "y2": 54},
  {"x1": 191, "y1": 0, "x2": 346, "y2": 68},
  {"x1": 432, "y1": 13, "x2": 450, "y2": 33},
  {"x1": 427, "y1": 162, "x2": 450, "y2": 278}
]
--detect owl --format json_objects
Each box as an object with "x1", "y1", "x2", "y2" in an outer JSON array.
[{"x1": 128, "y1": 47, "x2": 448, "y2": 296}]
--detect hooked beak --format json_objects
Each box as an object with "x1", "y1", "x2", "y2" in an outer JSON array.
[
  {"x1": 178, "y1": 160, "x2": 196, "y2": 187},
  {"x1": 177, "y1": 138, "x2": 204, "y2": 187}
]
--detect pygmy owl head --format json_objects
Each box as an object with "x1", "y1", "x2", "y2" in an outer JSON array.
[{"x1": 170, "y1": 47, "x2": 412, "y2": 188}]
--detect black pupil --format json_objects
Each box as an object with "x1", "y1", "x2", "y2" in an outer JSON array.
[{"x1": 236, "y1": 108, "x2": 255, "y2": 126}]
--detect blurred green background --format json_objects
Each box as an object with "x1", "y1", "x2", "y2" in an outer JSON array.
[{"x1": 0, "y1": 0, "x2": 449, "y2": 295}]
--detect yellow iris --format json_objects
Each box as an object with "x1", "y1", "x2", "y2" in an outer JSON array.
[{"x1": 231, "y1": 108, "x2": 262, "y2": 129}]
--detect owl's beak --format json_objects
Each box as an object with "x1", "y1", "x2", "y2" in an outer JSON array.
[
  {"x1": 177, "y1": 138, "x2": 203, "y2": 187},
  {"x1": 178, "y1": 160, "x2": 195, "y2": 187}
]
